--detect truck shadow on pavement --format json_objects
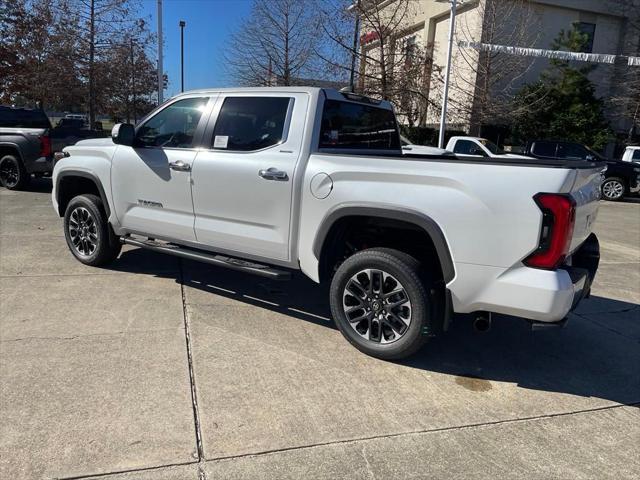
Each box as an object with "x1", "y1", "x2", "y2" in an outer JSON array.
[{"x1": 112, "y1": 246, "x2": 640, "y2": 406}]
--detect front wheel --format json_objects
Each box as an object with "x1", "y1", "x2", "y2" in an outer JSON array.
[
  {"x1": 63, "y1": 194, "x2": 122, "y2": 266},
  {"x1": 601, "y1": 177, "x2": 626, "y2": 201},
  {"x1": 329, "y1": 248, "x2": 433, "y2": 360}
]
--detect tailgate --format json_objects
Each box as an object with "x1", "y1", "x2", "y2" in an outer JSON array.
[{"x1": 569, "y1": 166, "x2": 604, "y2": 254}]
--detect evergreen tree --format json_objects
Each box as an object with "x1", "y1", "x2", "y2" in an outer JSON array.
[{"x1": 512, "y1": 26, "x2": 612, "y2": 150}]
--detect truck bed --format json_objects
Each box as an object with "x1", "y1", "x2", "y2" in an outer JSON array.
[{"x1": 324, "y1": 150, "x2": 607, "y2": 169}]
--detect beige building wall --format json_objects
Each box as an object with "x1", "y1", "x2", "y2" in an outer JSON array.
[{"x1": 359, "y1": 0, "x2": 638, "y2": 135}]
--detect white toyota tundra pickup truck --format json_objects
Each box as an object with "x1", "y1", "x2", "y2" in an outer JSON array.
[{"x1": 52, "y1": 87, "x2": 602, "y2": 359}]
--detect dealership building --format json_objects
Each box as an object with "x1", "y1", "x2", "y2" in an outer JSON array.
[{"x1": 358, "y1": 0, "x2": 639, "y2": 145}]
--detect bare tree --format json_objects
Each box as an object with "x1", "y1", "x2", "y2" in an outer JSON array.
[
  {"x1": 608, "y1": 0, "x2": 640, "y2": 141},
  {"x1": 63, "y1": 0, "x2": 144, "y2": 125},
  {"x1": 445, "y1": 0, "x2": 540, "y2": 134},
  {"x1": 99, "y1": 21, "x2": 158, "y2": 123},
  {"x1": 225, "y1": 0, "x2": 320, "y2": 86},
  {"x1": 318, "y1": 0, "x2": 436, "y2": 125}
]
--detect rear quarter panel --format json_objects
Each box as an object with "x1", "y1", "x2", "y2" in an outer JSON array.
[
  {"x1": 0, "y1": 128, "x2": 45, "y2": 167},
  {"x1": 298, "y1": 154, "x2": 576, "y2": 282}
]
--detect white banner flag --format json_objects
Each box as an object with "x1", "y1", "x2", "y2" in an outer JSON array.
[{"x1": 459, "y1": 41, "x2": 617, "y2": 64}]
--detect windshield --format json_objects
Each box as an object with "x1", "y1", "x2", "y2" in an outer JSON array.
[
  {"x1": 478, "y1": 138, "x2": 504, "y2": 155},
  {"x1": 400, "y1": 135, "x2": 411, "y2": 146}
]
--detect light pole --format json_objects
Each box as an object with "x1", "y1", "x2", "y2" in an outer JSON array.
[
  {"x1": 130, "y1": 37, "x2": 136, "y2": 123},
  {"x1": 436, "y1": 0, "x2": 460, "y2": 149},
  {"x1": 179, "y1": 20, "x2": 186, "y2": 92},
  {"x1": 347, "y1": 1, "x2": 360, "y2": 93},
  {"x1": 157, "y1": 0, "x2": 164, "y2": 104}
]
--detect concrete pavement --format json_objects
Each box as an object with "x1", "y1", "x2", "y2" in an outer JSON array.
[{"x1": 1, "y1": 180, "x2": 638, "y2": 479}]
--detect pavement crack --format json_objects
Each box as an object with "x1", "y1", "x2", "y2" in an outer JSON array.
[
  {"x1": 180, "y1": 259, "x2": 206, "y2": 472},
  {"x1": 205, "y1": 402, "x2": 640, "y2": 464},
  {"x1": 0, "y1": 327, "x2": 181, "y2": 344},
  {"x1": 54, "y1": 460, "x2": 197, "y2": 479}
]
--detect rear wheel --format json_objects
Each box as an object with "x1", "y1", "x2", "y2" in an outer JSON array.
[
  {"x1": 601, "y1": 177, "x2": 626, "y2": 201},
  {"x1": 330, "y1": 248, "x2": 433, "y2": 360},
  {"x1": 64, "y1": 194, "x2": 121, "y2": 266},
  {"x1": 0, "y1": 154, "x2": 29, "y2": 190}
]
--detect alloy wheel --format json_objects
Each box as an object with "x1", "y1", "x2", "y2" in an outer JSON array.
[
  {"x1": 342, "y1": 269, "x2": 412, "y2": 344},
  {"x1": 68, "y1": 207, "x2": 98, "y2": 256},
  {"x1": 0, "y1": 159, "x2": 19, "y2": 188},
  {"x1": 602, "y1": 180, "x2": 624, "y2": 200}
]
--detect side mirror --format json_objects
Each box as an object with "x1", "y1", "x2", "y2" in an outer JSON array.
[
  {"x1": 111, "y1": 123, "x2": 135, "y2": 146},
  {"x1": 585, "y1": 154, "x2": 595, "y2": 161}
]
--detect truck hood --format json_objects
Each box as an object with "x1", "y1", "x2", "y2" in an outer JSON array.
[{"x1": 71, "y1": 137, "x2": 115, "y2": 147}]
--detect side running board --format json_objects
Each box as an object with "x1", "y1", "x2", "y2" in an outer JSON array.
[{"x1": 121, "y1": 237, "x2": 291, "y2": 280}]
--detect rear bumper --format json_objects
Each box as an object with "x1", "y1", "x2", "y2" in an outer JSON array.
[
  {"x1": 26, "y1": 155, "x2": 53, "y2": 174},
  {"x1": 449, "y1": 234, "x2": 600, "y2": 322}
]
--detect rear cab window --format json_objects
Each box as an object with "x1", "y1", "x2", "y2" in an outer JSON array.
[
  {"x1": 557, "y1": 143, "x2": 589, "y2": 160},
  {"x1": 531, "y1": 142, "x2": 557, "y2": 158},
  {"x1": 319, "y1": 99, "x2": 400, "y2": 151},
  {"x1": 0, "y1": 107, "x2": 51, "y2": 129},
  {"x1": 632, "y1": 149, "x2": 640, "y2": 161},
  {"x1": 453, "y1": 140, "x2": 482, "y2": 155}
]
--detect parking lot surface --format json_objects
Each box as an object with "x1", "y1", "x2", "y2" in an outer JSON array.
[{"x1": 1, "y1": 181, "x2": 639, "y2": 479}]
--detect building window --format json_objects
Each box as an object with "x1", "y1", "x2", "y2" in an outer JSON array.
[
  {"x1": 403, "y1": 35, "x2": 417, "y2": 68},
  {"x1": 576, "y1": 22, "x2": 596, "y2": 53}
]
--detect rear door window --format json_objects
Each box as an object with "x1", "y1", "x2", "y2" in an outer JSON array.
[
  {"x1": 319, "y1": 100, "x2": 400, "y2": 150},
  {"x1": 212, "y1": 97, "x2": 292, "y2": 151}
]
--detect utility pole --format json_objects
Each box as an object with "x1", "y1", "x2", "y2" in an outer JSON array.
[
  {"x1": 179, "y1": 20, "x2": 186, "y2": 92},
  {"x1": 437, "y1": 0, "x2": 459, "y2": 149},
  {"x1": 157, "y1": 0, "x2": 164, "y2": 104}
]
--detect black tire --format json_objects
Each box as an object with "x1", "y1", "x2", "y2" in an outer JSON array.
[
  {"x1": 330, "y1": 248, "x2": 434, "y2": 360},
  {"x1": 63, "y1": 194, "x2": 122, "y2": 266},
  {"x1": 0, "y1": 154, "x2": 30, "y2": 190},
  {"x1": 601, "y1": 177, "x2": 626, "y2": 201}
]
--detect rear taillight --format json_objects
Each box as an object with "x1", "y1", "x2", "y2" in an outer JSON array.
[
  {"x1": 39, "y1": 135, "x2": 52, "y2": 158},
  {"x1": 524, "y1": 193, "x2": 576, "y2": 270}
]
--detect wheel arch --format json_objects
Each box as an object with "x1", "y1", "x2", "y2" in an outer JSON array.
[
  {"x1": 312, "y1": 204, "x2": 455, "y2": 283},
  {"x1": 0, "y1": 142, "x2": 24, "y2": 161},
  {"x1": 56, "y1": 170, "x2": 111, "y2": 218}
]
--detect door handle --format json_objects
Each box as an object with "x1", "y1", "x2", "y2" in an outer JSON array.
[
  {"x1": 169, "y1": 160, "x2": 191, "y2": 172},
  {"x1": 258, "y1": 167, "x2": 288, "y2": 181}
]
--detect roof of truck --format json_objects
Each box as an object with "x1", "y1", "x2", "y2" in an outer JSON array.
[{"x1": 172, "y1": 87, "x2": 394, "y2": 110}]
